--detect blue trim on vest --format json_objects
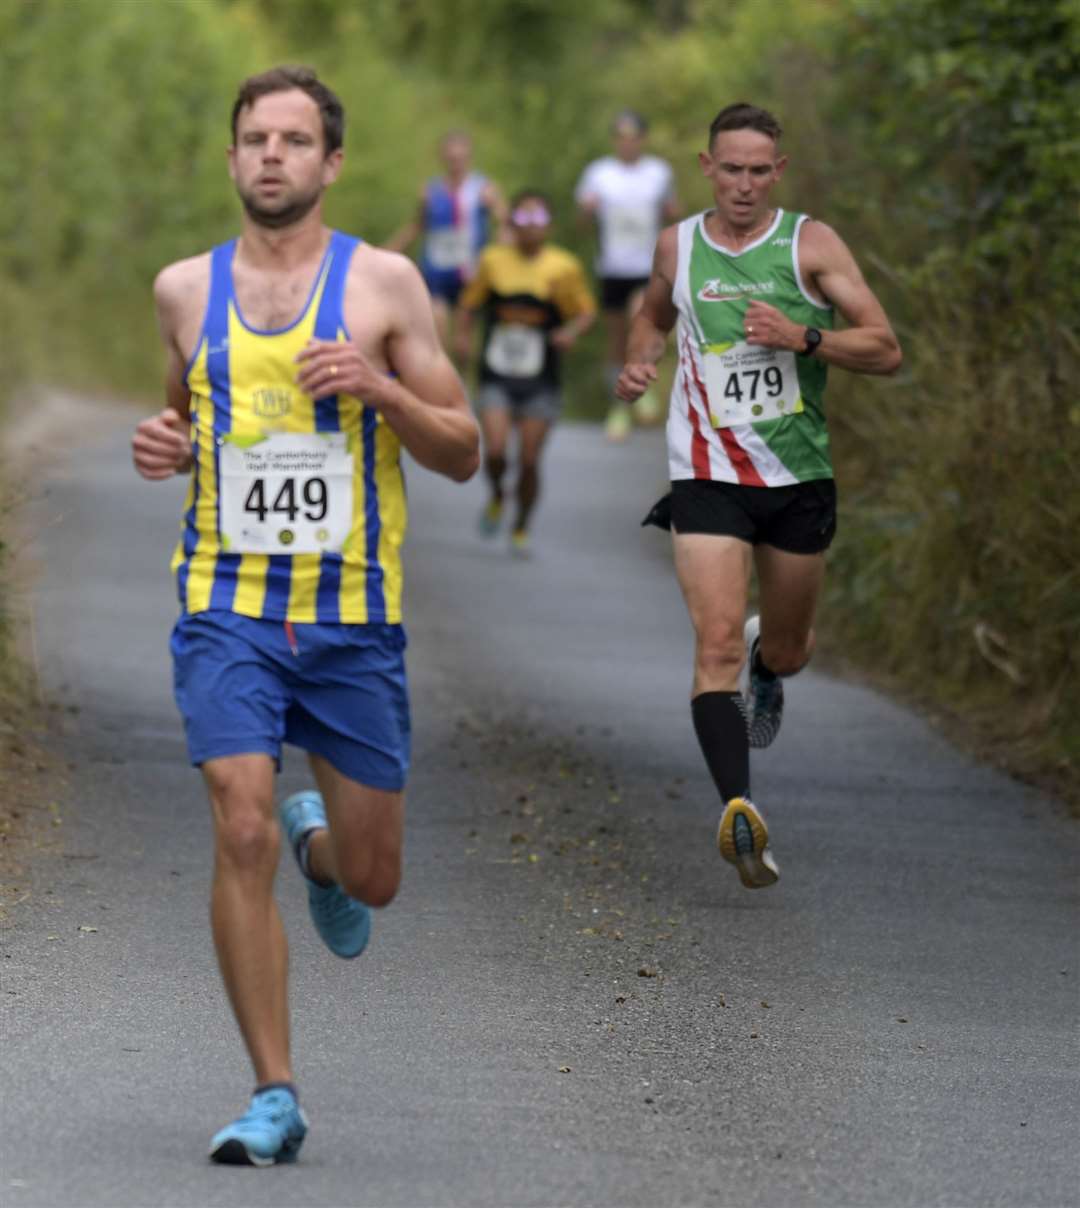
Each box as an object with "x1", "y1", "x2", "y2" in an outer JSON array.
[
  {"x1": 420, "y1": 176, "x2": 489, "y2": 285},
  {"x1": 362, "y1": 406, "x2": 385, "y2": 620},
  {"x1": 312, "y1": 232, "x2": 359, "y2": 433},
  {"x1": 313, "y1": 232, "x2": 361, "y2": 623},
  {"x1": 262, "y1": 554, "x2": 292, "y2": 615},
  {"x1": 205, "y1": 240, "x2": 241, "y2": 612}
]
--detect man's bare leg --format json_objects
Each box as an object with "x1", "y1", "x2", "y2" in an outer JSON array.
[
  {"x1": 305, "y1": 754, "x2": 404, "y2": 908},
  {"x1": 202, "y1": 753, "x2": 292, "y2": 1085},
  {"x1": 754, "y1": 543, "x2": 825, "y2": 675},
  {"x1": 673, "y1": 532, "x2": 753, "y2": 694},
  {"x1": 478, "y1": 406, "x2": 511, "y2": 534},
  {"x1": 743, "y1": 543, "x2": 826, "y2": 748},
  {"x1": 673, "y1": 532, "x2": 778, "y2": 887},
  {"x1": 512, "y1": 415, "x2": 553, "y2": 541}
]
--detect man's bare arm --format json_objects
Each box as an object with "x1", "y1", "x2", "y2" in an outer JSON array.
[
  {"x1": 745, "y1": 221, "x2": 901, "y2": 375},
  {"x1": 297, "y1": 254, "x2": 479, "y2": 483},
  {"x1": 482, "y1": 180, "x2": 511, "y2": 244},
  {"x1": 616, "y1": 227, "x2": 679, "y2": 401},
  {"x1": 132, "y1": 261, "x2": 203, "y2": 480},
  {"x1": 383, "y1": 194, "x2": 426, "y2": 254}
]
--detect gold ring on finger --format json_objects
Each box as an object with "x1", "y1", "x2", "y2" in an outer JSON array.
[{"x1": 330, "y1": 364, "x2": 338, "y2": 376}]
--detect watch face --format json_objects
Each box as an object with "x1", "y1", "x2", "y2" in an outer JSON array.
[{"x1": 804, "y1": 328, "x2": 821, "y2": 354}]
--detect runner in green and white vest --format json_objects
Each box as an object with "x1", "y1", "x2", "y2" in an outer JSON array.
[{"x1": 616, "y1": 102, "x2": 901, "y2": 890}]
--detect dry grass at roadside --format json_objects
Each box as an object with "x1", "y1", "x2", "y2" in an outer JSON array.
[
  {"x1": 822, "y1": 285, "x2": 1079, "y2": 814},
  {"x1": 0, "y1": 460, "x2": 69, "y2": 920}
]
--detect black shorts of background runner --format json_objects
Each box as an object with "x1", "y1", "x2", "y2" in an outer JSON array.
[
  {"x1": 600, "y1": 275, "x2": 649, "y2": 311},
  {"x1": 642, "y1": 479, "x2": 837, "y2": 554}
]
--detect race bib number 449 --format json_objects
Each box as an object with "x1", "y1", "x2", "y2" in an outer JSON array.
[
  {"x1": 219, "y1": 432, "x2": 353, "y2": 555},
  {"x1": 702, "y1": 341, "x2": 803, "y2": 427}
]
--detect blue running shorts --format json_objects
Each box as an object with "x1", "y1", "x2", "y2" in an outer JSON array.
[
  {"x1": 422, "y1": 269, "x2": 465, "y2": 305},
  {"x1": 171, "y1": 611, "x2": 410, "y2": 791}
]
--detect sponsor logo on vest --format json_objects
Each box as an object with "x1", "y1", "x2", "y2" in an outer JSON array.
[
  {"x1": 771, "y1": 237, "x2": 792, "y2": 246},
  {"x1": 253, "y1": 387, "x2": 294, "y2": 419},
  {"x1": 697, "y1": 279, "x2": 776, "y2": 302}
]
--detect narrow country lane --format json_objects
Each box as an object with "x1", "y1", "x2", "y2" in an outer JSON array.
[{"x1": 1, "y1": 397, "x2": 1077, "y2": 1208}]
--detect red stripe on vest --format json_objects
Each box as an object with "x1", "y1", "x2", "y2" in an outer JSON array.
[{"x1": 682, "y1": 335, "x2": 766, "y2": 486}]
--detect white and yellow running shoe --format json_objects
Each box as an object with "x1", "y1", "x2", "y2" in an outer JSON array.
[
  {"x1": 633, "y1": 386, "x2": 663, "y2": 426},
  {"x1": 717, "y1": 796, "x2": 780, "y2": 889},
  {"x1": 605, "y1": 401, "x2": 632, "y2": 442}
]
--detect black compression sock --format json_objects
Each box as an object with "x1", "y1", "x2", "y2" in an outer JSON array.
[{"x1": 691, "y1": 691, "x2": 750, "y2": 802}]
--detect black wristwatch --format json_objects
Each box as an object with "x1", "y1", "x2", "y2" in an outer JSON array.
[{"x1": 800, "y1": 327, "x2": 822, "y2": 357}]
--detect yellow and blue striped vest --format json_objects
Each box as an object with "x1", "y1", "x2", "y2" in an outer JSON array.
[{"x1": 171, "y1": 231, "x2": 407, "y2": 623}]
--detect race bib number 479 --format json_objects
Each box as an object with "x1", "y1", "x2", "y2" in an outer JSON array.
[
  {"x1": 218, "y1": 432, "x2": 353, "y2": 555},
  {"x1": 702, "y1": 341, "x2": 803, "y2": 428}
]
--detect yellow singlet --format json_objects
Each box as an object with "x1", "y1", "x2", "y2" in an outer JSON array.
[{"x1": 171, "y1": 232, "x2": 406, "y2": 624}]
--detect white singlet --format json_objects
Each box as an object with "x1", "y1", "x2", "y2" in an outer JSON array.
[{"x1": 574, "y1": 155, "x2": 675, "y2": 279}]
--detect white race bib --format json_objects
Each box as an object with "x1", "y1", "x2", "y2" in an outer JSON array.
[
  {"x1": 606, "y1": 202, "x2": 656, "y2": 257},
  {"x1": 219, "y1": 432, "x2": 353, "y2": 555},
  {"x1": 426, "y1": 226, "x2": 472, "y2": 270},
  {"x1": 485, "y1": 324, "x2": 546, "y2": 378},
  {"x1": 702, "y1": 342, "x2": 802, "y2": 427}
]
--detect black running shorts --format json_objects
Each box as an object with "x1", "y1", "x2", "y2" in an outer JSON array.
[
  {"x1": 600, "y1": 275, "x2": 649, "y2": 311},
  {"x1": 643, "y1": 478, "x2": 837, "y2": 554}
]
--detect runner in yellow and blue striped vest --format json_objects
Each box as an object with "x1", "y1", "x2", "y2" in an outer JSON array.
[{"x1": 131, "y1": 67, "x2": 479, "y2": 1166}]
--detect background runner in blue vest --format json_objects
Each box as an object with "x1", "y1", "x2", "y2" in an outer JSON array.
[
  {"x1": 387, "y1": 130, "x2": 508, "y2": 354},
  {"x1": 617, "y1": 102, "x2": 901, "y2": 890}
]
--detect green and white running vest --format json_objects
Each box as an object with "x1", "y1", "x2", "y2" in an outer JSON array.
[{"x1": 667, "y1": 208, "x2": 834, "y2": 485}]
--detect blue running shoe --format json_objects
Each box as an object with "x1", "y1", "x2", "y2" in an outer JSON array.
[
  {"x1": 209, "y1": 1087, "x2": 308, "y2": 1166},
  {"x1": 717, "y1": 796, "x2": 780, "y2": 889},
  {"x1": 278, "y1": 790, "x2": 372, "y2": 959},
  {"x1": 743, "y1": 615, "x2": 784, "y2": 749}
]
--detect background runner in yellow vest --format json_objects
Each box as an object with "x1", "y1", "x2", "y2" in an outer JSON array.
[
  {"x1": 131, "y1": 66, "x2": 479, "y2": 1167},
  {"x1": 616, "y1": 102, "x2": 901, "y2": 890},
  {"x1": 455, "y1": 190, "x2": 596, "y2": 558}
]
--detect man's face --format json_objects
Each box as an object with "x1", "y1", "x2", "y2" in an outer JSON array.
[
  {"x1": 229, "y1": 89, "x2": 342, "y2": 229},
  {"x1": 440, "y1": 136, "x2": 472, "y2": 178},
  {"x1": 612, "y1": 122, "x2": 645, "y2": 163},
  {"x1": 699, "y1": 129, "x2": 786, "y2": 230},
  {"x1": 510, "y1": 198, "x2": 551, "y2": 253}
]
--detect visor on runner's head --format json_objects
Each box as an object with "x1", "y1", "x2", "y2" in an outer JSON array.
[{"x1": 512, "y1": 204, "x2": 551, "y2": 227}]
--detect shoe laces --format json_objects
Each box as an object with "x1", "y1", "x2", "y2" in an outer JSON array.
[
  {"x1": 752, "y1": 675, "x2": 781, "y2": 713},
  {"x1": 241, "y1": 1090, "x2": 294, "y2": 1126},
  {"x1": 312, "y1": 882, "x2": 357, "y2": 924}
]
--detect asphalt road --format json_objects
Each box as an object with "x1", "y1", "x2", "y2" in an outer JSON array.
[{"x1": 2, "y1": 398, "x2": 1078, "y2": 1208}]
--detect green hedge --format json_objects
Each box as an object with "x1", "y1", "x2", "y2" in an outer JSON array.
[{"x1": 1, "y1": 0, "x2": 1075, "y2": 796}]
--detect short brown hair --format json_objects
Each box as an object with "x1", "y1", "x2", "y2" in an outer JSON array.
[
  {"x1": 708, "y1": 103, "x2": 782, "y2": 147},
  {"x1": 231, "y1": 66, "x2": 345, "y2": 154}
]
